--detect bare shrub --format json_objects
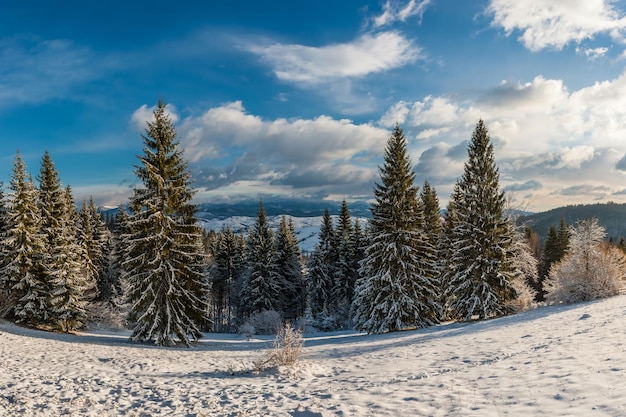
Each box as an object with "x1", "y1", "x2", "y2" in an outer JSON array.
[{"x1": 254, "y1": 322, "x2": 305, "y2": 373}]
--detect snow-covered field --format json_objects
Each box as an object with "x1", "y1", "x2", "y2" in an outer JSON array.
[{"x1": 2, "y1": 295, "x2": 626, "y2": 416}]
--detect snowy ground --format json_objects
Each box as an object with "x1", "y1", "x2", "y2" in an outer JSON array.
[{"x1": 2, "y1": 296, "x2": 626, "y2": 417}]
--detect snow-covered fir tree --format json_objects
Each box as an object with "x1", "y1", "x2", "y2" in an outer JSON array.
[
  {"x1": 273, "y1": 216, "x2": 306, "y2": 320},
  {"x1": 352, "y1": 124, "x2": 439, "y2": 334},
  {"x1": 332, "y1": 200, "x2": 359, "y2": 324},
  {"x1": 440, "y1": 183, "x2": 462, "y2": 320},
  {"x1": 1, "y1": 153, "x2": 47, "y2": 324},
  {"x1": 239, "y1": 201, "x2": 279, "y2": 317},
  {"x1": 124, "y1": 99, "x2": 208, "y2": 347},
  {"x1": 210, "y1": 226, "x2": 246, "y2": 332},
  {"x1": 307, "y1": 208, "x2": 337, "y2": 327},
  {"x1": 446, "y1": 120, "x2": 518, "y2": 320},
  {"x1": 78, "y1": 197, "x2": 111, "y2": 302},
  {"x1": 49, "y1": 186, "x2": 89, "y2": 332}
]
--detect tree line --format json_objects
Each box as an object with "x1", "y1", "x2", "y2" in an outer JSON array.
[{"x1": 1, "y1": 101, "x2": 623, "y2": 346}]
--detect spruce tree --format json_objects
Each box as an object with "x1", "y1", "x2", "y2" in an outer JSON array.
[
  {"x1": 1, "y1": 153, "x2": 47, "y2": 324},
  {"x1": 79, "y1": 197, "x2": 111, "y2": 302},
  {"x1": 307, "y1": 208, "x2": 337, "y2": 325},
  {"x1": 47, "y1": 186, "x2": 88, "y2": 332},
  {"x1": 210, "y1": 226, "x2": 246, "y2": 332},
  {"x1": 446, "y1": 120, "x2": 518, "y2": 320},
  {"x1": 239, "y1": 201, "x2": 279, "y2": 317},
  {"x1": 273, "y1": 216, "x2": 306, "y2": 320},
  {"x1": 124, "y1": 99, "x2": 208, "y2": 346},
  {"x1": 333, "y1": 199, "x2": 357, "y2": 323},
  {"x1": 352, "y1": 124, "x2": 439, "y2": 334}
]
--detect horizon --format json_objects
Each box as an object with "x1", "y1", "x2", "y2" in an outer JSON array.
[{"x1": 3, "y1": 1, "x2": 626, "y2": 212}]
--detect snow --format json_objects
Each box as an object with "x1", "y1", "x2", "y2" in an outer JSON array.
[
  {"x1": 199, "y1": 216, "x2": 368, "y2": 254},
  {"x1": 2, "y1": 295, "x2": 626, "y2": 416}
]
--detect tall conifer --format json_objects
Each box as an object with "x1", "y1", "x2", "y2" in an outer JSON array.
[
  {"x1": 446, "y1": 120, "x2": 518, "y2": 320},
  {"x1": 352, "y1": 124, "x2": 439, "y2": 333},
  {"x1": 124, "y1": 99, "x2": 208, "y2": 346}
]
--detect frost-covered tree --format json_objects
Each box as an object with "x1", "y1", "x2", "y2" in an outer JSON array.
[
  {"x1": 240, "y1": 201, "x2": 279, "y2": 317},
  {"x1": 446, "y1": 120, "x2": 518, "y2": 320},
  {"x1": 545, "y1": 218, "x2": 625, "y2": 304},
  {"x1": 273, "y1": 216, "x2": 306, "y2": 320},
  {"x1": 505, "y1": 229, "x2": 538, "y2": 313},
  {"x1": 124, "y1": 99, "x2": 208, "y2": 347},
  {"x1": 1, "y1": 153, "x2": 47, "y2": 324},
  {"x1": 440, "y1": 183, "x2": 462, "y2": 320},
  {"x1": 352, "y1": 124, "x2": 439, "y2": 334}
]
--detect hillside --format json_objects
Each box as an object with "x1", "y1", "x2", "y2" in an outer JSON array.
[
  {"x1": 520, "y1": 202, "x2": 626, "y2": 241},
  {"x1": 2, "y1": 295, "x2": 625, "y2": 416}
]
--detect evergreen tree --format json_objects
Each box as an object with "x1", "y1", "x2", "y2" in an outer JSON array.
[
  {"x1": 446, "y1": 120, "x2": 518, "y2": 320},
  {"x1": 274, "y1": 216, "x2": 306, "y2": 320},
  {"x1": 210, "y1": 226, "x2": 246, "y2": 332},
  {"x1": 124, "y1": 99, "x2": 208, "y2": 347},
  {"x1": 307, "y1": 208, "x2": 337, "y2": 324},
  {"x1": 333, "y1": 199, "x2": 357, "y2": 321},
  {"x1": 440, "y1": 183, "x2": 462, "y2": 320},
  {"x1": 352, "y1": 124, "x2": 439, "y2": 334},
  {"x1": 1, "y1": 153, "x2": 47, "y2": 324},
  {"x1": 79, "y1": 197, "x2": 111, "y2": 302},
  {"x1": 47, "y1": 186, "x2": 88, "y2": 332},
  {"x1": 538, "y1": 218, "x2": 570, "y2": 301},
  {"x1": 239, "y1": 201, "x2": 279, "y2": 317}
]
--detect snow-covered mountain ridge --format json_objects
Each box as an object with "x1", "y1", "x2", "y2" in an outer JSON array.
[{"x1": 198, "y1": 215, "x2": 369, "y2": 254}]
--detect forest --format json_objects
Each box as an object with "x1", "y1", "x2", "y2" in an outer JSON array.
[{"x1": 1, "y1": 100, "x2": 624, "y2": 347}]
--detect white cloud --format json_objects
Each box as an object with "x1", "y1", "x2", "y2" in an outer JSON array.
[
  {"x1": 578, "y1": 46, "x2": 609, "y2": 60},
  {"x1": 487, "y1": 0, "x2": 626, "y2": 51},
  {"x1": 373, "y1": 0, "x2": 432, "y2": 27},
  {"x1": 176, "y1": 101, "x2": 389, "y2": 199},
  {"x1": 130, "y1": 103, "x2": 180, "y2": 132},
  {"x1": 248, "y1": 31, "x2": 422, "y2": 84},
  {"x1": 555, "y1": 145, "x2": 596, "y2": 169},
  {"x1": 382, "y1": 71, "x2": 626, "y2": 211}
]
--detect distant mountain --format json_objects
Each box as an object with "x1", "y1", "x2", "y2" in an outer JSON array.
[
  {"x1": 519, "y1": 202, "x2": 626, "y2": 241},
  {"x1": 195, "y1": 200, "x2": 372, "y2": 253},
  {"x1": 195, "y1": 199, "x2": 372, "y2": 220}
]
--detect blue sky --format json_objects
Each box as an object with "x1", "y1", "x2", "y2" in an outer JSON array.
[{"x1": 3, "y1": 0, "x2": 626, "y2": 212}]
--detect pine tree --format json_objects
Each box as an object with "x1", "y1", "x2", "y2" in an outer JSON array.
[
  {"x1": 124, "y1": 99, "x2": 208, "y2": 347},
  {"x1": 446, "y1": 120, "x2": 518, "y2": 320},
  {"x1": 538, "y1": 218, "x2": 570, "y2": 301},
  {"x1": 352, "y1": 124, "x2": 439, "y2": 334},
  {"x1": 210, "y1": 226, "x2": 246, "y2": 332},
  {"x1": 79, "y1": 197, "x2": 111, "y2": 302},
  {"x1": 332, "y1": 199, "x2": 356, "y2": 321},
  {"x1": 440, "y1": 183, "x2": 462, "y2": 320},
  {"x1": 239, "y1": 201, "x2": 279, "y2": 317},
  {"x1": 273, "y1": 216, "x2": 306, "y2": 320},
  {"x1": 307, "y1": 208, "x2": 337, "y2": 325},
  {"x1": 47, "y1": 186, "x2": 88, "y2": 332},
  {"x1": 1, "y1": 153, "x2": 47, "y2": 324}
]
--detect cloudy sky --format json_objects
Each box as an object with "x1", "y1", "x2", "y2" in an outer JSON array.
[{"x1": 2, "y1": 0, "x2": 626, "y2": 212}]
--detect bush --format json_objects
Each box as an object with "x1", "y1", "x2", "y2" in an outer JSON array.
[
  {"x1": 254, "y1": 322, "x2": 305, "y2": 372},
  {"x1": 244, "y1": 310, "x2": 282, "y2": 336}
]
